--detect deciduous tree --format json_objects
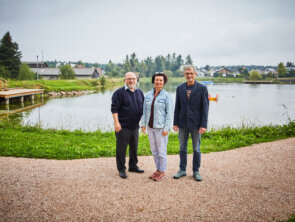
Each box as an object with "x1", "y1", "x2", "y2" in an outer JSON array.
[
  {"x1": 59, "y1": 64, "x2": 76, "y2": 79},
  {"x1": 249, "y1": 70, "x2": 262, "y2": 80},
  {"x1": 278, "y1": 62, "x2": 287, "y2": 77},
  {"x1": 18, "y1": 63, "x2": 35, "y2": 80}
]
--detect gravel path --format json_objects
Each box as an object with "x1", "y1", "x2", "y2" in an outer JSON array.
[{"x1": 1, "y1": 138, "x2": 295, "y2": 222}]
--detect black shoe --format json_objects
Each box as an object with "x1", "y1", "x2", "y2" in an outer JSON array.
[
  {"x1": 119, "y1": 171, "x2": 127, "y2": 178},
  {"x1": 128, "y1": 167, "x2": 144, "y2": 173}
]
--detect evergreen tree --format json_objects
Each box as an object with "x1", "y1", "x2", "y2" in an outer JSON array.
[
  {"x1": 123, "y1": 55, "x2": 132, "y2": 73},
  {"x1": 130, "y1": 52, "x2": 139, "y2": 71},
  {"x1": 175, "y1": 55, "x2": 184, "y2": 70},
  {"x1": 185, "y1": 55, "x2": 193, "y2": 65},
  {"x1": 0, "y1": 32, "x2": 22, "y2": 79},
  {"x1": 155, "y1": 55, "x2": 165, "y2": 72},
  {"x1": 171, "y1": 53, "x2": 177, "y2": 72},
  {"x1": 286, "y1": 61, "x2": 294, "y2": 67},
  {"x1": 165, "y1": 54, "x2": 172, "y2": 70},
  {"x1": 144, "y1": 57, "x2": 155, "y2": 77},
  {"x1": 137, "y1": 61, "x2": 148, "y2": 77}
]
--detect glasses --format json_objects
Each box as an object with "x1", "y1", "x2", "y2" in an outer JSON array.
[
  {"x1": 185, "y1": 72, "x2": 195, "y2": 75},
  {"x1": 126, "y1": 78, "x2": 137, "y2": 81},
  {"x1": 155, "y1": 72, "x2": 164, "y2": 74}
]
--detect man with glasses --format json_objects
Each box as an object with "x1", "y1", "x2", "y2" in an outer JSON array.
[
  {"x1": 173, "y1": 65, "x2": 209, "y2": 181},
  {"x1": 111, "y1": 72, "x2": 145, "y2": 178}
]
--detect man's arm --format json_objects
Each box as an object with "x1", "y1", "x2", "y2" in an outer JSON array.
[
  {"x1": 112, "y1": 113, "x2": 121, "y2": 132},
  {"x1": 200, "y1": 86, "x2": 209, "y2": 133},
  {"x1": 173, "y1": 87, "x2": 180, "y2": 132},
  {"x1": 111, "y1": 90, "x2": 122, "y2": 132}
]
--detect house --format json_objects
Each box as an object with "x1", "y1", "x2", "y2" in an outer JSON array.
[
  {"x1": 30, "y1": 67, "x2": 103, "y2": 80},
  {"x1": 26, "y1": 62, "x2": 48, "y2": 68},
  {"x1": 216, "y1": 67, "x2": 231, "y2": 77},
  {"x1": 262, "y1": 68, "x2": 278, "y2": 77},
  {"x1": 208, "y1": 68, "x2": 217, "y2": 77},
  {"x1": 196, "y1": 68, "x2": 208, "y2": 77}
]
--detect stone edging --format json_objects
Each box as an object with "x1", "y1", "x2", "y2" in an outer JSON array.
[{"x1": 46, "y1": 90, "x2": 95, "y2": 97}]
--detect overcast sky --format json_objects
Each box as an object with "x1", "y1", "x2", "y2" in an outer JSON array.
[{"x1": 0, "y1": 0, "x2": 294, "y2": 66}]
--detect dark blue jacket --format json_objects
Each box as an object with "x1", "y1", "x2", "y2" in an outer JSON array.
[
  {"x1": 111, "y1": 86, "x2": 144, "y2": 129},
  {"x1": 173, "y1": 81, "x2": 209, "y2": 129}
]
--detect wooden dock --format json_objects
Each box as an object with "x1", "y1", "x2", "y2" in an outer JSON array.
[
  {"x1": 0, "y1": 88, "x2": 44, "y2": 105},
  {"x1": 0, "y1": 102, "x2": 44, "y2": 115}
]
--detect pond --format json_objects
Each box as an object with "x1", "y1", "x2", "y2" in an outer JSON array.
[{"x1": 1, "y1": 82, "x2": 295, "y2": 132}]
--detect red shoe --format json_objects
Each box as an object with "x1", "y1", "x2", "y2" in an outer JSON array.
[
  {"x1": 149, "y1": 171, "x2": 160, "y2": 180},
  {"x1": 154, "y1": 172, "x2": 165, "y2": 181}
]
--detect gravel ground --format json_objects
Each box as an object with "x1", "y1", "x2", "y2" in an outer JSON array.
[{"x1": 0, "y1": 138, "x2": 295, "y2": 222}]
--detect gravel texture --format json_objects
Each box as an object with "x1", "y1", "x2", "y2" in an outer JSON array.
[{"x1": 0, "y1": 138, "x2": 295, "y2": 222}]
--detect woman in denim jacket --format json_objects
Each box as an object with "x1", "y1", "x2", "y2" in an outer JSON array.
[{"x1": 141, "y1": 72, "x2": 173, "y2": 181}]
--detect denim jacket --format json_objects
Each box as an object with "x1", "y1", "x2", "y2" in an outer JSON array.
[{"x1": 141, "y1": 89, "x2": 173, "y2": 132}]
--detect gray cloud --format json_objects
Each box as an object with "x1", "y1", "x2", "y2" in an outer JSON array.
[{"x1": 0, "y1": 0, "x2": 294, "y2": 66}]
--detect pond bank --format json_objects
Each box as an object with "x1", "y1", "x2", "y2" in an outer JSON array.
[
  {"x1": 0, "y1": 119, "x2": 294, "y2": 159},
  {"x1": 47, "y1": 90, "x2": 95, "y2": 97}
]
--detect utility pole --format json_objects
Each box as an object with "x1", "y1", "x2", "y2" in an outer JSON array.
[{"x1": 36, "y1": 55, "x2": 39, "y2": 80}]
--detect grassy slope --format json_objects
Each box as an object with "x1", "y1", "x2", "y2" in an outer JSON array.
[{"x1": 0, "y1": 120, "x2": 294, "y2": 160}]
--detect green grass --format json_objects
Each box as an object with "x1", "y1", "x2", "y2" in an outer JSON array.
[
  {"x1": 0, "y1": 118, "x2": 294, "y2": 160},
  {"x1": 281, "y1": 214, "x2": 295, "y2": 222},
  {"x1": 6, "y1": 78, "x2": 122, "y2": 92},
  {"x1": 5, "y1": 77, "x2": 245, "y2": 93}
]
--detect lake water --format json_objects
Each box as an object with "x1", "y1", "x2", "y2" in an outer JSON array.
[{"x1": 2, "y1": 82, "x2": 295, "y2": 132}]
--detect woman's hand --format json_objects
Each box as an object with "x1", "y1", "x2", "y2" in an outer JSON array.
[
  {"x1": 141, "y1": 126, "x2": 146, "y2": 134},
  {"x1": 173, "y1": 125, "x2": 179, "y2": 132},
  {"x1": 162, "y1": 130, "x2": 168, "y2": 136}
]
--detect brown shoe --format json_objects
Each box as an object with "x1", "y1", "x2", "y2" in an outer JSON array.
[
  {"x1": 149, "y1": 171, "x2": 160, "y2": 180},
  {"x1": 154, "y1": 172, "x2": 165, "y2": 181}
]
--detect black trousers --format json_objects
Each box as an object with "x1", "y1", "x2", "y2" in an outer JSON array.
[{"x1": 115, "y1": 127, "x2": 139, "y2": 172}]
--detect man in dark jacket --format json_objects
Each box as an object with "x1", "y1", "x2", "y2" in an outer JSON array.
[
  {"x1": 173, "y1": 65, "x2": 209, "y2": 181},
  {"x1": 111, "y1": 72, "x2": 144, "y2": 178}
]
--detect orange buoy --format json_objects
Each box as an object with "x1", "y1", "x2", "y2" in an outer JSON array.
[{"x1": 209, "y1": 94, "x2": 218, "y2": 101}]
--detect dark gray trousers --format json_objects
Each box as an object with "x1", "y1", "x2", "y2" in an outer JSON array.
[{"x1": 115, "y1": 127, "x2": 139, "y2": 172}]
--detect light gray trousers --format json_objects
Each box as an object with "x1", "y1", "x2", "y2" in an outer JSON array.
[{"x1": 147, "y1": 127, "x2": 168, "y2": 172}]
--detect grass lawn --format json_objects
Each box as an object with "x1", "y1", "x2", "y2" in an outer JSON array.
[{"x1": 0, "y1": 119, "x2": 294, "y2": 160}]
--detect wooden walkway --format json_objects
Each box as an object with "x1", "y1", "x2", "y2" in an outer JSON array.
[{"x1": 0, "y1": 88, "x2": 44, "y2": 105}]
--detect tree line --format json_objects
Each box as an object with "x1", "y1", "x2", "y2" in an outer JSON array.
[
  {"x1": 103, "y1": 52, "x2": 194, "y2": 77},
  {"x1": 1, "y1": 31, "x2": 294, "y2": 80}
]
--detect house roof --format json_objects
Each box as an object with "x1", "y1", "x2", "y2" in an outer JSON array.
[
  {"x1": 216, "y1": 67, "x2": 230, "y2": 72},
  {"x1": 30, "y1": 68, "x2": 102, "y2": 76},
  {"x1": 25, "y1": 61, "x2": 48, "y2": 66}
]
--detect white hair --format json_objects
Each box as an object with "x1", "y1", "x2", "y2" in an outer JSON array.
[
  {"x1": 124, "y1": 72, "x2": 136, "y2": 78},
  {"x1": 183, "y1": 65, "x2": 196, "y2": 72}
]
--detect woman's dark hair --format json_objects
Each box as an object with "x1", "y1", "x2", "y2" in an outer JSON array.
[{"x1": 152, "y1": 72, "x2": 168, "y2": 84}]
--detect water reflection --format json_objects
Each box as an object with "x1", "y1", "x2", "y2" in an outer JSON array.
[{"x1": 1, "y1": 82, "x2": 295, "y2": 132}]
